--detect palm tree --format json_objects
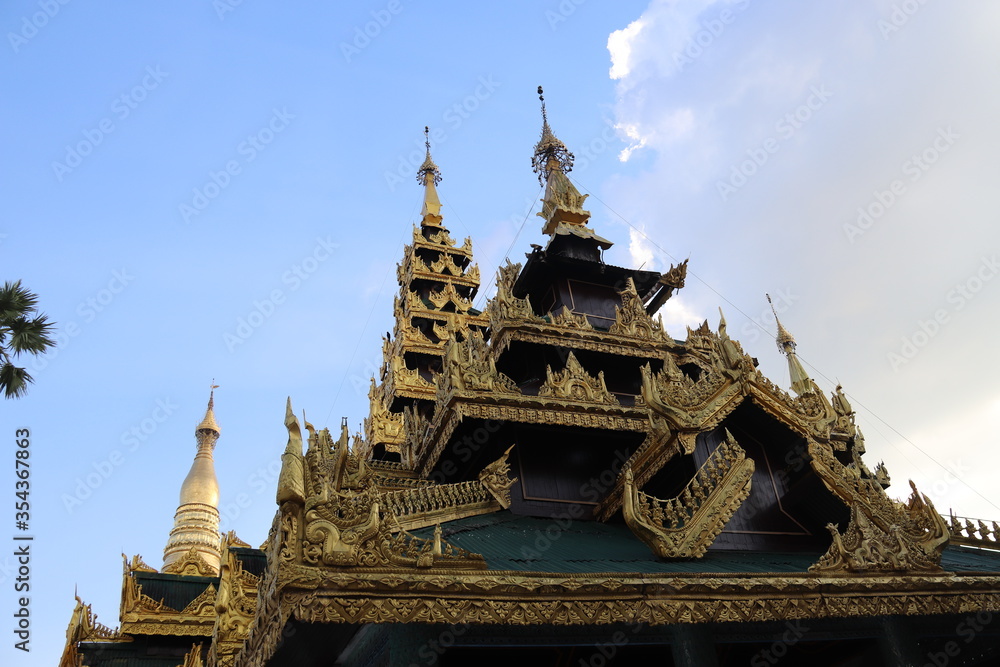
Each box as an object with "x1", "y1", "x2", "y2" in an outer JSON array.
[{"x1": 0, "y1": 280, "x2": 55, "y2": 398}]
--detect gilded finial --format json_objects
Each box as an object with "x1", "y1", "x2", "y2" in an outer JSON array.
[
  {"x1": 767, "y1": 294, "x2": 795, "y2": 354},
  {"x1": 196, "y1": 382, "x2": 221, "y2": 434},
  {"x1": 532, "y1": 86, "x2": 574, "y2": 185},
  {"x1": 416, "y1": 126, "x2": 442, "y2": 186}
]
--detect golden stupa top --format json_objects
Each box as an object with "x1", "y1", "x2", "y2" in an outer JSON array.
[{"x1": 196, "y1": 387, "x2": 221, "y2": 434}]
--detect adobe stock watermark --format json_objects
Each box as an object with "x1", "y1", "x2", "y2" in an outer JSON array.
[
  {"x1": 750, "y1": 620, "x2": 810, "y2": 666},
  {"x1": 213, "y1": 0, "x2": 247, "y2": 21},
  {"x1": 219, "y1": 455, "x2": 282, "y2": 528},
  {"x1": 7, "y1": 0, "x2": 72, "y2": 53},
  {"x1": 716, "y1": 84, "x2": 833, "y2": 201},
  {"x1": 340, "y1": 0, "x2": 405, "y2": 63},
  {"x1": 545, "y1": 0, "x2": 588, "y2": 31},
  {"x1": 878, "y1": 0, "x2": 932, "y2": 40},
  {"x1": 28, "y1": 269, "x2": 135, "y2": 376},
  {"x1": 674, "y1": 0, "x2": 752, "y2": 72},
  {"x1": 223, "y1": 236, "x2": 338, "y2": 351},
  {"x1": 383, "y1": 75, "x2": 501, "y2": 192},
  {"x1": 179, "y1": 107, "x2": 294, "y2": 223},
  {"x1": 61, "y1": 398, "x2": 178, "y2": 513},
  {"x1": 51, "y1": 66, "x2": 169, "y2": 182},
  {"x1": 887, "y1": 254, "x2": 998, "y2": 371},
  {"x1": 737, "y1": 287, "x2": 797, "y2": 345},
  {"x1": 924, "y1": 611, "x2": 993, "y2": 667},
  {"x1": 843, "y1": 126, "x2": 958, "y2": 244}
]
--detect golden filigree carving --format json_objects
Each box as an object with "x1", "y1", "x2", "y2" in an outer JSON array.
[
  {"x1": 478, "y1": 445, "x2": 517, "y2": 508},
  {"x1": 538, "y1": 352, "x2": 618, "y2": 406},
  {"x1": 549, "y1": 305, "x2": 592, "y2": 330},
  {"x1": 279, "y1": 419, "x2": 488, "y2": 571},
  {"x1": 809, "y1": 441, "x2": 949, "y2": 572},
  {"x1": 162, "y1": 548, "x2": 219, "y2": 577},
  {"x1": 441, "y1": 330, "x2": 518, "y2": 395},
  {"x1": 609, "y1": 278, "x2": 668, "y2": 341},
  {"x1": 623, "y1": 431, "x2": 754, "y2": 558}
]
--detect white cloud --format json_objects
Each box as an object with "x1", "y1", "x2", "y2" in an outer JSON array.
[
  {"x1": 608, "y1": 17, "x2": 647, "y2": 80},
  {"x1": 605, "y1": 1, "x2": 1000, "y2": 520}
]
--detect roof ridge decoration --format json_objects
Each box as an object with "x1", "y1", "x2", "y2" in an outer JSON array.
[
  {"x1": 609, "y1": 278, "x2": 669, "y2": 341},
  {"x1": 808, "y1": 440, "x2": 950, "y2": 573},
  {"x1": 623, "y1": 430, "x2": 754, "y2": 558},
  {"x1": 273, "y1": 410, "x2": 486, "y2": 570},
  {"x1": 538, "y1": 351, "x2": 619, "y2": 406}
]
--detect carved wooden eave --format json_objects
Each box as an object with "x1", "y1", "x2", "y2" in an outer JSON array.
[
  {"x1": 376, "y1": 447, "x2": 516, "y2": 532},
  {"x1": 232, "y1": 561, "x2": 1000, "y2": 667},
  {"x1": 210, "y1": 542, "x2": 260, "y2": 667},
  {"x1": 397, "y1": 247, "x2": 481, "y2": 290},
  {"x1": 411, "y1": 225, "x2": 474, "y2": 257},
  {"x1": 59, "y1": 595, "x2": 131, "y2": 667},
  {"x1": 381, "y1": 355, "x2": 436, "y2": 401},
  {"x1": 120, "y1": 573, "x2": 218, "y2": 637},
  {"x1": 808, "y1": 440, "x2": 951, "y2": 573},
  {"x1": 622, "y1": 433, "x2": 755, "y2": 559},
  {"x1": 286, "y1": 422, "x2": 489, "y2": 572}
]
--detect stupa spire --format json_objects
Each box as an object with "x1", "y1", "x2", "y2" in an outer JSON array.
[
  {"x1": 531, "y1": 87, "x2": 607, "y2": 246},
  {"x1": 417, "y1": 126, "x2": 443, "y2": 226},
  {"x1": 768, "y1": 296, "x2": 812, "y2": 396},
  {"x1": 162, "y1": 384, "x2": 222, "y2": 574}
]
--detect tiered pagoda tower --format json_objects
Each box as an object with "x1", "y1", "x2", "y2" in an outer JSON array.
[{"x1": 362, "y1": 128, "x2": 487, "y2": 465}]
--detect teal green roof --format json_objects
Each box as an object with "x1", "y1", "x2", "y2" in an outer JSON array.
[
  {"x1": 421, "y1": 512, "x2": 1000, "y2": 575},
  {"x1": 133, "y1": 571, "x2": 216, "y2": 612}
]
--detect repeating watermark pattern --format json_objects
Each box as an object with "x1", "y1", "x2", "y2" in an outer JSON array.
[
  {"x1": 383, "y1": 75, "x2": 501, "y2": 192},
  {"x1": 844, "y1": 126, "x2": 958, "y2": 243},
  {"x1": 220, "y1": 455, "x2": 281, "y2": 528},
  {"x1": 213, "y1": 0, "x2": 247, "y2": 21},
  {"x1": 716, "y1": 84, "x2": 833, "y2": 201},
  {"x1": 223, "y1": 236, "x2": 338, "y2": 352},
  {"x1": 7, "y1": 0, "x2": 72, "y2": 53},
  {"x1": 340, "y1": 0, "x2": 404, "y2": 63},
  {"x1": 737, "y1": 287, "x2": 797, "y2": 345},
  {"x1": 12, "y1": 428, "x2": 33, "y2": 652},
  {"x1": 887, "y1": 254, "x2": 998, "y2": 371},
  {"x1": 405, "y1": 622, "x2": 471, "y2": 666},
  {"x1": 179, "y1": 108, "x2": 294, "y2": 223},
  {"x1": 28, "y1": 269, "x2": 135, "y2": 376},
  {"x1": 924, "y1": 611, "x2": 993, "y2": 667},
  {"x1": 878, "y1": 0, "x2": 932, "y2": 40},
  {"x1": 51, "y1": 66, "x2": 169, "y2": 182},
  {"x1": 545, "y1": 0, "x2": 588, "y2": 31},
  {"x1": 576, "y1": 624, "x2": 648, "y2": 666},
  {"x1": 750, "y1": 620, "x2": 809, "y2": 665},
  {"x1": 674, "y1": 0, "x2": 752, "y2": 71},
  {"x1": 61, "y1": 399, "x2": 178, "y2": 513}
]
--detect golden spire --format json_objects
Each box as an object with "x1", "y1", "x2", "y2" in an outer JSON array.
[
  {"x1": 767, "y1": 295, "x2": 812, "y2": 396},
  {"x1": 531, "y1": 87, "x2": 604, "y2": 243},
  {"x1": 196, "y1": 384, "x2": 220, "y2": 434},
  {"x1": 416, "y1": 126, "x2": 443, "y2": 227},
  {"x1": 163, "y1": 385, "x2": 222, "y2": 574},
  {"x1": 532, "y1": 86, "x2": 574, "y2": 184}
]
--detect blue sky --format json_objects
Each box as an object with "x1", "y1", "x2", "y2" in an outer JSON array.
[{"x1": 3, "y1": 1, "x2": 999, "y2": 664}]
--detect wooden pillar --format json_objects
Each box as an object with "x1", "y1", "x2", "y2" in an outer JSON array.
[{"x1": 670, "y1": 624, "x2": 719, "y2": 667}]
